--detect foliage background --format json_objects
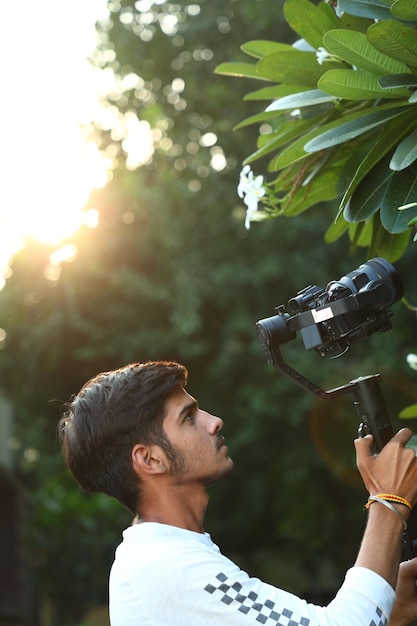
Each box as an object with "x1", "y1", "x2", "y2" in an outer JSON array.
[
  {"x1": 1, "y1": 1, "x2": 417, "y2": 624},
  {"x1": 216, "y1": 0, "x2": 417, "y2": 259}
]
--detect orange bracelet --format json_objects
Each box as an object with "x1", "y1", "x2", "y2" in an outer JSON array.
[
  {"x1": 366, "y1": 493, "x2": 412, "y2": 511},
  {"x1": 365, "y1": 496, "x2": 408, "y2": 530}
]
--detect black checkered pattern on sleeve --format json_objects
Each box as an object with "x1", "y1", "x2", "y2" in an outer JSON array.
[{"x1": 204, "y1": 572, "x2": 388, "y2": 626}]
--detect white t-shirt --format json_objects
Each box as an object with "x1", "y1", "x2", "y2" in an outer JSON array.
[{"x1": 109, "y1": 522, "x2": 395, "y2": 626}]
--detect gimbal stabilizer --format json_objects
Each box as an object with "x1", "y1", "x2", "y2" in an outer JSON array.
[{"x1": 256, "y1": 258, "x2": 417, "y2": 559}]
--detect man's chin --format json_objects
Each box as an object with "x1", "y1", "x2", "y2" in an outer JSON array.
[{"x1": 203, "y1": 460, "x2": 234, "y2": 486}]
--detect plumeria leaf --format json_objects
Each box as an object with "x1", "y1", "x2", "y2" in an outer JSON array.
[
  {"x1": 323, "y1": 29, "x2": 410, "y2": 75},
  {"x1": 305, "y1": 104, "x2": 413, "y2": 152},
  {"x1": 373, "y1": 222, "x2": 411, "y2": 261},
  {"x1": 283, "y1": 0, "x2": 337, "y2": 50},
  {"x1": 348, "y1": 218, "x2": 373, "y2": 247},
  {"x1": 244, "y1": 115, "x2": 327, "y2": 164},
  {"x1": 338, "y1": 12, "x2": 373, "y2": 32},
  {"x1": 337, "y1": 0, "x2": 394, "y2": 20},
  {"x1": 273, "y1": 103, "x2": 402, "y2": 169},
  {"x1": 244, "y1": 85, "x2": 309, "y2": 101},
  {"x1": 379, "y1": 74, "x2": 417, "y2": 88},
  {"x1": 381, "y1": 168, "x2": 417, "y2": 231},
  {"x1": 234, "y1": 110, "x2": 284, "y2": 130},
  {"x1": 345, "y1": 156, "x2": 394, "y2": 222},
  {"x1": 214, "y1": 62, "x2": 270, "y2": 81},
  {"x1": 318, "y1": 68, "x2": 411, "y2": 99},
  {"x1": 282, "y1": 168, "x2": 340, "y2": 215},
  {"x1": 381, "y1": 170, "x2": 417, "y2": 232},
  {"x1": 257, "y1": 51, "x2": 339, "y2": 87},
  {"x1": 270, "y1": 119, "x2": 338, "y2": 170},
  {"x1": 390, "y1": 127, "x2": 417, "y2": 170},
  {"x1": 399, "y1": 404, "x2": 417, "y2": 419},
  {"x1": 240, "y1": 41, "x2": 294, "y2": 59},
  {"x1": 266, "y1": 89, "x2": 336, "y2": 111},
  {"x1": 271, "y1": 103, "x2": 403, "y2": 169},
  {"x1": 324, "y1": 215, "x2": 350, "y2": 243},
  {"x1": 390, "y1": 0, "x2": 417, "y2": 21},
  {"x1": 337, "y1": 109, "x2": 417, "y2": 217},
  {"x1": 367, "y1": 21, "x2": 417, "y2": 68}
]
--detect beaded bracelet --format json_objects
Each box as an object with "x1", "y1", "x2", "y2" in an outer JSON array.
[{"x1": 366, "y1": 496, "x2": 408, "y2": 530}]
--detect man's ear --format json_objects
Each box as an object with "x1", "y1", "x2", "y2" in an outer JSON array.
[{"x1": 131, "y1": 444, "x2": 169, "y2": 477}]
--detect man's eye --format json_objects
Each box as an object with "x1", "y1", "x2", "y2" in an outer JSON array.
[{"x1": 184, "y1": 413, "x2": 194, "y2": 422}]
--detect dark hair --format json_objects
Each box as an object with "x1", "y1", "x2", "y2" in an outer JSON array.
[{"x1": 58, "y1": 361, "x2": 188, "y2": 514}]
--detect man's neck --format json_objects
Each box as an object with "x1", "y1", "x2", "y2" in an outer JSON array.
[{"x1": 137, "y1": 483, "x2": 209, "y2": 533}]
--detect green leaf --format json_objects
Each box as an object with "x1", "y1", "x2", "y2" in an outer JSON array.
[
  {"x1": 391, "y1": 0, "x2": 417, "y2": 20},
  {"x1": 319, "y1": 2, "x2": 341, "y2": 24},
  {"x1": 338, "y1": 0, "x2": 394, "y2": 20},
  {"x1": 390, "y1": 127, "x2": 417, "y2": 170},
  {"x1": 283, "y1": 0, "x2": 337, "y2": 50},
  {"x1": 270, "y1": 118, "x2": 337, "y2": 169},
  {"x1": 381, "y1": 168, "x2": 417, "y2": 232},
  {"x1": 373, "y1": 225, "x2": 411, "y2": 261},
  {"x1": 323, "y1": 29, "x2": 410, "y2": 76},
  {"x1": 379, "y1": 73, "x2": 417, "y2": 88},
  {"x1": 399, "y1": 403, "x2": 417, "y2": 419},
  {"x1": 305, "y1": 104, "x2": 413, "y2": 152},
  {"x1": 266, "y1": 89, "x2": 336, "y2": 111},
  {"x1": 345, "y1": 157, "x2": 394, "y2": 222},
  {"x1": 244, "y1": 115, "x2": 328, "y2": 164},
  {"x1": 409, "y1": 91, "x2": 417, "y2": 102},
  {"x1": 257, "y1": 50, "x2": 337, "y2": 87},
  {"x1": 324, "y1": 215, "x2": 349, "y2": 243},
  {"x1": 233, "y1": 110, "x2": 283, "y2": 130},
  {"x1": 244, "y1": 85, "x2": 309, "y2": 101},
  {"x1": 214, "y1": 62, "x2": 270, "y2": 81},
  {"x1": 337, "y1": 109, "x2": 417, "y2": 216},
  {"x1": 318, "y1": 68, "x2": 411, "y2": 99},
  {"x1": 338, "y1": 12, "x2": 374, "y2": 33},
  {"x1": 240, "y1": 41, "x2": 294, "y2": 59},
  {"x1": 282, "y1": 168, "x2": 340, "y2": 215},
  {"x1": 367, "y1": 21, "x2": 417, "y2": 68},
  {"x1": 349, "y1": 218, "x2": 373, "y2": 247}
]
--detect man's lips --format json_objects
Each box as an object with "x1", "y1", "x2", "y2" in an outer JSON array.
[{"x1": 217, "y1": 435, "x2": 226, "y2": 449}]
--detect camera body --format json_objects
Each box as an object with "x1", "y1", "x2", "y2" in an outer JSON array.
[{"x1": 257, "y1": 257, "x2": 403, "y2": 361}]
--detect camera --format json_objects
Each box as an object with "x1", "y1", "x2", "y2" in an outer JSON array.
[
  {"x1": 256, "y1": 257, "x2": 417, "y2": 559},
  {"x1": 256, "y1": 257, "x2": 403, "y2": 362}
]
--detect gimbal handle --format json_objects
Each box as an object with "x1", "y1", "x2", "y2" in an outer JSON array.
[{"x1": 267, "y1": 346, "x2": 417, "y2": 560}]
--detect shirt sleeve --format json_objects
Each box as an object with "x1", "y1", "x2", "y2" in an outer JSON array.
[{"x1": 200, "y1": 561, "x2": 395, "y2": 626}]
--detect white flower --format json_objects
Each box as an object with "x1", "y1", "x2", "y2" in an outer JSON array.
[
  {"x1": 407, "y1": 353, "x2": 417, "y2": 371},
  {"x1": 316, "y1": 46, "x2": 343, "y2": 66},
  {"x1": 316, "y1": 47, "x2": 331, "y2": 65},
  {"x1": 237, "y1": 165, "x2": 267, "y2": 229},
  {"x1": 237, "y1": 164, "x2": 253, "y2": 198}
]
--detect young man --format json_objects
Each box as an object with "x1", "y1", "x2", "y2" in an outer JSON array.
[{"x1": 59, "y1": 360, "x2": 417, "y2": 626}]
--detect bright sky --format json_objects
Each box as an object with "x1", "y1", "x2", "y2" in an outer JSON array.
[{"x1": 0, "y1": 0, "x2": 110, "y2": 285}]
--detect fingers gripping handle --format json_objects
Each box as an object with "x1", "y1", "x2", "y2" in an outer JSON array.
[
  {"x1": 351, "y1": 375, "x2": 394, "y2": 453},
  {"x1": 352, "y1": 375, "x2": 417, "y2": 560}
]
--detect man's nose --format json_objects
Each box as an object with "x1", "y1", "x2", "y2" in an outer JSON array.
[{"x1": 205, "y1": 412, "x2": 223, "y2": 434}]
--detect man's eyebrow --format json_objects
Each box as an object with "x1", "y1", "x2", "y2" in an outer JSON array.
[{"x1": 177, "y1": 399, "x2": 198, "y2": 420}]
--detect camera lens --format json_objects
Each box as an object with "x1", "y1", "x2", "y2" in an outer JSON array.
[{"x1": 327, "y1": 257, "x2": 403, "y2": 309}]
